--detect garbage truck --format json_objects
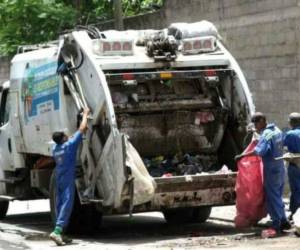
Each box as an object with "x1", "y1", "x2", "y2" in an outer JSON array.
[{"x1": 0, "y1": 21, "x2": 254, "y2": 230}]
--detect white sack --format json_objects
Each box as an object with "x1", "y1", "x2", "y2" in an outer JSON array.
[
  {"x1": 125, "y1": 138, "x2": 156, "y2": 206},
  {"x1": 168, "y1": 20, "x2": 219, "y2": 39}
]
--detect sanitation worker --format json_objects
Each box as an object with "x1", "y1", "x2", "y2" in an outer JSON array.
[
  {"x1": 235, "y1": 112, "x2": 290, "y2": 238},
  {"x1": 283, "y1": 112, "x2": 300, "y2": 220},
  {"x1": 50, "y1": 107, "x2": 90, "y2": 246}
]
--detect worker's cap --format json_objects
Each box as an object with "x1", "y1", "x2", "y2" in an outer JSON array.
[
  {"x1": 288, "y1": 112, "x2": 300, "y2": 122},
  {"x1": 251, "y1": 112, "x2": 266, "y2": 123}
]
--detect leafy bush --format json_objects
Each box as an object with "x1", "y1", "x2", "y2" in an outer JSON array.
[
  {"x1": 0, "y1": 0, "x2": 76, "y2": 55},
  {"x1": 0, "y1": 0, "x2": 163, "y2": 55}
]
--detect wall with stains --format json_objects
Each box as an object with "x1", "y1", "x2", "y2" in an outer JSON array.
[
  {"x1": 162, "y1": 0, "x2": 300, "y2": 128},
  {"x1": 98, "y1": 0, "x2": 300, "y2": 128}
]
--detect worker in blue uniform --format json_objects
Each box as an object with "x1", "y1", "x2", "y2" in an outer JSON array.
[
  {"x1": 50, "y1": 107, "x2": 89, "y2": 246},
  {"x1": 283, "y1": 112, "x2": 300, "y2": 220},
  {"x1": 235, "y1": 112, "x2": 290, "y2": 238}
]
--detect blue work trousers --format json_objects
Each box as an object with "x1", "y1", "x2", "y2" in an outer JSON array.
[
  {"x1": 288, "y1": 164, "x2": 300, "y2": 214},
  {"x1": 264, "y1": 166, "x2": 287, "y2": 230},
  {"x1": 55, "y1": 181, "x2": 75, "y2": 229}
]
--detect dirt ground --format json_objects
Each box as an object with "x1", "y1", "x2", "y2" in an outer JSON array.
[{"x1": 0, "y1": 200, "x2": 299, "y2": 250}]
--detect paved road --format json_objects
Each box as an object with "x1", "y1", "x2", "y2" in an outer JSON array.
[{"x1": 0, "y1": 200, "x2": 299, "y2": 250}]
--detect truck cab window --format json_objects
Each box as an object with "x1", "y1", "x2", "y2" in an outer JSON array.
[{"x1": 0, "y1": 89, "x2": 10, "y2": 126}]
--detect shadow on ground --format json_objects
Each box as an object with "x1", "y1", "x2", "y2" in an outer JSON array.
[{"x1": 0, "y1": 211, "x2": 262, "y2": 246}]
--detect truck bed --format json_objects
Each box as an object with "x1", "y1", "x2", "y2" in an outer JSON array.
[
  {"x1": 153, "y1": 173, "x2": 236, "y2": 209},
  {"x1": 109, "y1": 172, "x2": 236, "y2": 214}
]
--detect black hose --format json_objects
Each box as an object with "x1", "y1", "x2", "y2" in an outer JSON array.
[
  {"x1": 75, "y1": 25, "x2": 102, "y2": 39},
  {"x1": 69, "y1": 48, "x2": 84, "y2": 71}
]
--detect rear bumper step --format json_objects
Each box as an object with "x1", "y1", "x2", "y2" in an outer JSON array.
[{"x1": 0, "y1": 177, "x2": 23, "y2": 184}]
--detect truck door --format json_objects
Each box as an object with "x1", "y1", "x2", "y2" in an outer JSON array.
[{"x1": 0, "y1": 88, "x2": 13, "y2": 171}]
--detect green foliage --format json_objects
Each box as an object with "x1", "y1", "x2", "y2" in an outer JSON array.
[
  {"x1": 0, "y1": 0, "x2": 163, "y2": 55},
  {"x1": 76, "y1": 0, "x2": 114, "y2": 24},
  {"x1": 73, "y1": 0, "x2": 163, "y2": 24},
  {"x1": 0, "y1": 0, "x2": 76, "y2": 55},
  {"x1": 123, "y1": 0, "x2": 163, "y2": 17}
]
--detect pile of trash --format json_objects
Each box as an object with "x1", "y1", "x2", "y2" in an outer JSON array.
[{"x1": 143, "y1": 154, "x2": 230, "y2": 178}]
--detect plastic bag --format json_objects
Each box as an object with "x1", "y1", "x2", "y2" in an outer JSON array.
[
  {"x1": 234, "y1": 140, "x2": 267, "y2": 228},
  {"x1": 125, "y1": 139, "x2": 156, "y2": 206},
  {"x1": 168, "y1": 20, "x2": 219, "y2": 40}
]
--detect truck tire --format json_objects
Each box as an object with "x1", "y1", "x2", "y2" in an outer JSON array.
[
  {"x1": 192, "y1": 206, "x2": 212, "y2": 223},
  {"x1": 163, "y1": 206, "x2": 212, "y2": 224},
  {"x1": 67, "y1": 193, "x2": 103, "y2": 234},
  {"x1": 0, "y1": 201, "x2": 9, "y2": 220},
  {"x1": 49, "y1": 171, "x2": 102, "y2": 234},
  {"x1": 162, "y1": 207, "x2": 194, "y2": 224}
]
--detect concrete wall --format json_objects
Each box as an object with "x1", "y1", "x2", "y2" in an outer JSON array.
[{"x1": 162, "y1": 0, "x2": 300, "y2": 128}]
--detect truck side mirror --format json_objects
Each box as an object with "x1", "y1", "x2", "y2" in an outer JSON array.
[{"x1": 0, "y1": 86, "x2": 3, "y2": 92}]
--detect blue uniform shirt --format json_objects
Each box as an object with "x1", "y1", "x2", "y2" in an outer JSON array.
[
  {"x1": 254, "y1": 124, "x2": 284, "y2": 164},
  {"x1": 283, "y1": 127, "x2": 300, "y2": 214},
  {"x1": 254, "y1": 123, "x2": 287, "y2": 229},
  {"x1": 53, "y1": 131, "x2": 82, "y2": 185},
  {"x1": 283, "y1": 126, "x2": 300, "y2": 153}
]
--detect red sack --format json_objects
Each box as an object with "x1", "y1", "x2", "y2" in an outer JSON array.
[{"x1": 234, "y1": 140, "x2": 267, "y2": 228}]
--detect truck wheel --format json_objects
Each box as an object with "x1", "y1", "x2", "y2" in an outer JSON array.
[
  {"x1": 192, "y1": 206, "x2": 212, "y2": 223},
  {"x1": 162, "y1": 207, "x2": 194, "y2": 224},
  {"x1": 0, "y1": 201, "x2": 9, "y2": 220},
  {"x1": 49, "y1": 171, "x2": 102, "y2": 234},
  {"x1": 67, "y1": 192, "x2": 103, "y2": 234}
]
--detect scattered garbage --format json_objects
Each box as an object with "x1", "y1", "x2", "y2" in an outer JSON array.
[
  {"x1": 162, "y1": 173, "x2": 173, "y2": 178},
  {"x1": 112, "y1": 92, "x2": 128, "y2": 104},
  {"x1": 176, "y1": 154, "x2": 203, "y2": 175},
  {"x1": 194, "y1": 111, "x2": 215, "y2": 125},
  {"x1": 215, "y1": 165, "x2": 232, "y2": 174},
  {"x1": 144, "y1": 154, "x2": 224, "y2": 177}
]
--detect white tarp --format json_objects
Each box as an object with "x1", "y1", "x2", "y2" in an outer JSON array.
[
  {"x1": 168, "y1": 20, "x2": 219, "y2": 40},
  {"x1": 125, "y1": 138, "x2": 156, "y2": 206}
]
